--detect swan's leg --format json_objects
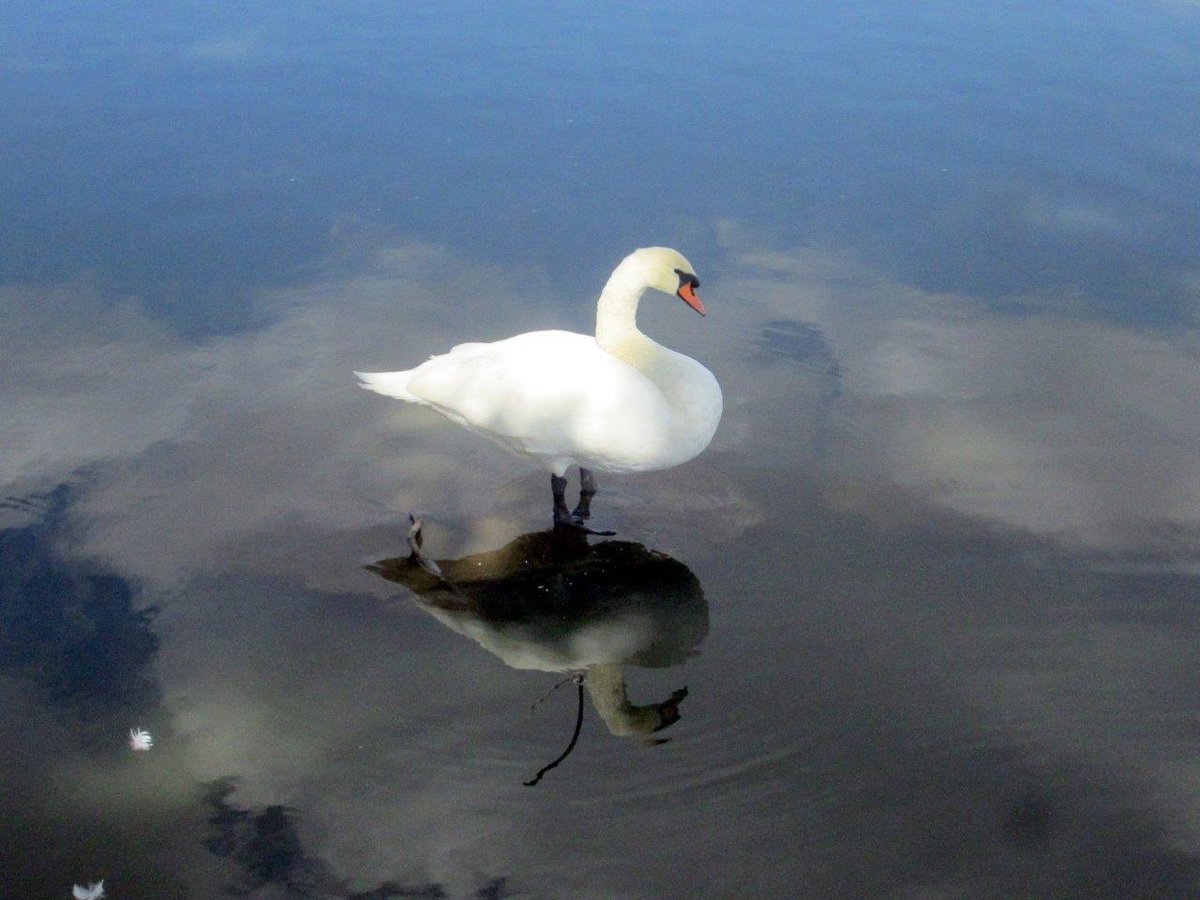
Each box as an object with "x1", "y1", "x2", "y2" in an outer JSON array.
[
  {"x1": 551, "y1": 474, "x2": 572, "y2": 526},
  {"x1": 572, "y1": 468, "x2": 597, "y2": 522},
  {"x1": 552, "y1": 470, "x2": 614, "y2": 535}
]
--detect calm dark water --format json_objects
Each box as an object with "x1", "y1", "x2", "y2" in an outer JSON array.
[{"x1": 3, "y1": 2, "x2": 1200, "y2": 897}]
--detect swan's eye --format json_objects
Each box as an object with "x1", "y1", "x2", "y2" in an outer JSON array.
[{"x1": 674, "y1": 268, "x2": 700, "y2": 289}]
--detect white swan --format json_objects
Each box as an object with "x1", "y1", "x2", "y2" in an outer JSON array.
[{"x1": 356, "y1": 247, "x2": 722, "y2": 526}]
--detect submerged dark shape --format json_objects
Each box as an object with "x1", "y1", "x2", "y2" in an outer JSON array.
[{"x1": 370, "y1": 525, "x2": 708, "y2": 757}]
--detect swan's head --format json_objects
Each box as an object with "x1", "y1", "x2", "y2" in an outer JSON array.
[{"x1": 630, "y1": 246, "x2": 705, "y2": 316}]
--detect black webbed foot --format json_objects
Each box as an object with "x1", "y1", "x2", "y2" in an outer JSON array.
[{"x1": 553, "y1": 519, "x2": 616, "y2": 537}]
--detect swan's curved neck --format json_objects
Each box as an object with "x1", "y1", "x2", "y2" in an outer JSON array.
[
  {"x1": 594, "y1": 257, "x2": 652, "y2": 355},
  {"x1": 584, "y1": 663, "x2": 664, "y2": 736}
]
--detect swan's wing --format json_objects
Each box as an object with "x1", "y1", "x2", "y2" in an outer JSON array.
[
  {"x1": 355, "y1": 342, "x2": 495, "y2": 402},
  {"x1": 403, "y1": 331, "x2": 675, "y2": 466}
]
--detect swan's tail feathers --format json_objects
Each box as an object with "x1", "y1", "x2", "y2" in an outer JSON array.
[{"x1": 354, "y1": 370, "x2": 419, "y2": 402}]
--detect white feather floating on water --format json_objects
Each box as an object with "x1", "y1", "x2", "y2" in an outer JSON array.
[
  {"x1": 72, "y1": 880, "x2": 105, "y2": 899},
  {"x1": 128, "y1": 727, "x2": 153, "y2": 751}
]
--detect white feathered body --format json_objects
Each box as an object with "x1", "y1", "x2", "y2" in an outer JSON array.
[
  {"x1": 357, "y1": 246, "x2": 722, "y2": 480},
  {"x1": 357, "y1": 329, "x2": 721, "y2": 477}
]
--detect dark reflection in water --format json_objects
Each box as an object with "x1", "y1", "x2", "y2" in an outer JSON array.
[
  {"x1": 204, "y1": 779, "x2": 332, "y2": 896},
  {"x1": 0, "y1": 484, "x2": 159, "y2": 721},
  {"x1": 371, "y1": 526, "x2": 707, "y2": 774},
  {"x1": 203, "y1": 779, "x2": 490, "y2": 899}
]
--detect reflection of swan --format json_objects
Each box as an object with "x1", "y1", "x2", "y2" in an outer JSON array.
[
  {"x1": 369, "y1": 526, "x2": 707, "y2": 739},
  {"x1": 355, "y1": 247, "x2": 722, "y2": 527}
]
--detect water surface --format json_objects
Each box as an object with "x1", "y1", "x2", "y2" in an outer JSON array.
[{"x1": 3, "y1": 2, "x2": 1200, "y2": 897}]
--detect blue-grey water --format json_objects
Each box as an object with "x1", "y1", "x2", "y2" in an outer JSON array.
[{"x1": 3, "y1": 2, "x2": 1200, "y2": 897}]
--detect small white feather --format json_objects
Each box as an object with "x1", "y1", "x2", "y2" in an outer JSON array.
[
  {"x1": 129, "y1": 727, "x2": 153, "y2": 751},
  {"x1": 72, "y1": 880, "x2": 105, "y2": 899}
]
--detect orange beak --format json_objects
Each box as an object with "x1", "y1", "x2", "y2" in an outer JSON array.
[{"x1": 677, "y1": 281, "x2": 706, "y2": 316}]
